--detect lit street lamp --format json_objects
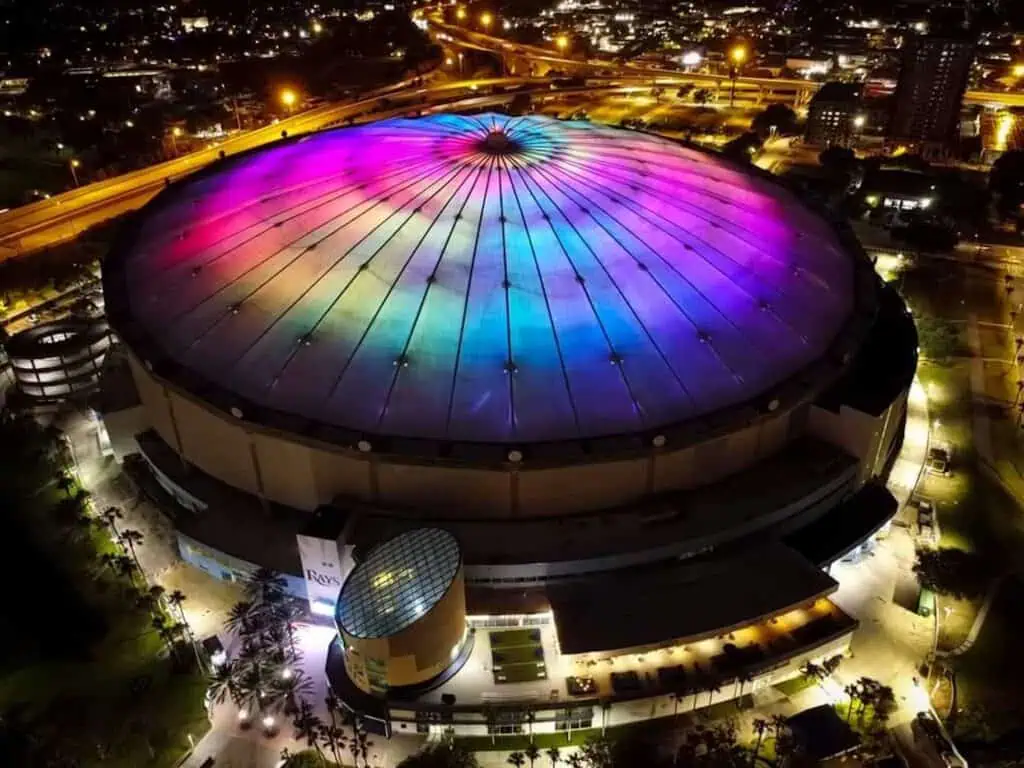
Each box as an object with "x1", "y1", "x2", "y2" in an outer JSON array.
[
  {"x1": 280, "y1": 88, "x2": 298, "y2": 112},
  {"x1": 456, "y1": 6, "x2": 467, "y2": 21},
  {"x1": 555, "y1": 35, "x2": 569, "y2": 54},
  {"x1": 69, "y1": 159, "x2": 81, "y2": 187},
  {"x1": 479, "y1": 12, "x2": 493, "y2": 30},
  {"x1": 853, "y1": 114, "x2": 866, "y2": 130},
  {"x1": 729, "y1": 44, "x2": 748, "y2": 108},
  {"x1": 170, "y1": 126, "x2": 183, "y2": 156},
  {"x1": 312, "y1": 20, "x2": 323, "y2": 35}
]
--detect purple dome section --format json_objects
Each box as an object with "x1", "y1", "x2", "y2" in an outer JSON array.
[{"x1": 119, "y1": 113, "x2": 855, "y2": 444}]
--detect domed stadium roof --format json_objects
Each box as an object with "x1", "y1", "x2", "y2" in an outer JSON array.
[
  {"x1": 336, "y1": 528, "x2": 461, "y2": 639},
  {"x1": 108, "y1": 113, "x2": 858, "y2": 448}
]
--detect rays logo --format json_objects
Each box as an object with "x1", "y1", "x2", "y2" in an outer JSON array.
[{"x1": 306, "y1": 569, "x2": 341, "y2": 587}]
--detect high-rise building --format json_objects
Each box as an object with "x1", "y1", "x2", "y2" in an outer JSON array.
[
  {"x1": 805, "y1": 83, "x2": 862, "y2": 148},
  {"x1": 888, "y1": 29, "x2": 976, "y2": 152}
]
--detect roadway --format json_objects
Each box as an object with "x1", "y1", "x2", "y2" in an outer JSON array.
[{"x1": 0, "y1": 75, "x2": 537, "y2": 259}]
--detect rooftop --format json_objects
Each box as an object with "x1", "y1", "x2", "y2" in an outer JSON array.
[
  {"x1": 106, "y1": 113, "x2": 859, "y2": 453},
  {"x1": 336, "y1": 528, "x2": 461, "y2": 639}
]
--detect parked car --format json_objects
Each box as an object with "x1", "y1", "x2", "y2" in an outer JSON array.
[{"x1": 926, "y1": 446, "x2": 951, "y2": 475}]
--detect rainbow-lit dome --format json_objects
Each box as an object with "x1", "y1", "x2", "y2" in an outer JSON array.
[{"x1": 107, "y1": 114, "x2": 856, "y2": 447}]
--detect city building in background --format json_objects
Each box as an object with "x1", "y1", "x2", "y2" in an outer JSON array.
[
  {"x1": 99, "y1": 113, "x2": 916, "y2": 737},
  {"x1": 888, "y1": 28, "x2": 977, "y2": 156},
  {"x1": 805, "y1": 83, "x2": 864, "y2": 148}
]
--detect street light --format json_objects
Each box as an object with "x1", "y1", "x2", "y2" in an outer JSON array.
[
  {"x1": 279, "y1": 88, "x2": 297, "y2": 111},
  {"x1": 729, "y1": 45, "x2": 748, "y2": 108},
  {"x1": 69, "y1": 158, "x2": 81, "y2": 187},
  {"x1": 312, "y1": 20, "x2": 323, "y2": 35},
  {"x1": 555, "y1": 35, "x2": 569, "y2": 53},
  {"x1": 456, "y1": 6, "x2": 466, "y2": 20},
  {"x1": 853, "y1": 114, "x2": 866, "y2": 129},
  {"x1": 1013, "y1": 63, "x2": 1024, "y2": 78},
  {"x1": 479, "y1": 11, "x2": 493, "y2": 29},
  {"x1": 170, "y1": 126, "x2": 183, "y2": 156}
]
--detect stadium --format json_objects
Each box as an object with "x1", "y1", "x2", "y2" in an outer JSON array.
[{"x1": 99, "y1": 113, "x2": 917, "y2": 736}]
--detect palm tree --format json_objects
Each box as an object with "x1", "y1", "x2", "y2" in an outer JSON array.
[
  {"x1": 119, "y1": 528, "x2": 145, "y2": 571},
  {"x1": 843, "y1": 683, "x2": 860, "y2": 723},
  {"x1": 226, "y1": 600, "x2": 256, "y2": 637},
  {"x1": 292, "y1": 701, "x2": 325, "y2": 761},
  {"x1": 348, "y1": 729, "x2": 362, "y2": 768},
  {"x1": 357, "y1": 726, "x2": 372, "y2": 768},
  {"x1": 508, "y1": 752, "x2": 526, "y2": 768},
  {"x1": 566, "y1": 754, "x2": 584, "y2": 768},
  {"x1": 208, "y1": 661, "x2": 241, "y2": 706},
  {"x1": 56, "y1": 472, "x2": 74, "y2": 496},
  {"x1": 873, "y1": 684, "x2": 896, "y2": 726},
  {"x1": 800, "y1": 661, "x2": 824, "y2": 687},
  {"x1": 112, "y1": 554, "x2": 138, "y2": 584},
  {"x1": 99, "y1": 505, "x2": 123, "y2": 538},
  {"x1": 546, "y1": 746, "x2": 561, "y2": 768},
  {"x1": 325, "y1": 689, "x2": 342, "y2": 728},
  {"x1": 525, "y1": 742, "x2": 540, "y2": 768},
  {"x1": 167, "y1": 590, "x2": 188, "y2": 623},
  {"x1": 751, "y1": 718, "x2": 769, "y2": 766},
  {"x1": 320, "y1": 723, "x2": 348, "y2": 766},
  {"x1": 821, "y1": 654, "x2": 843, "y2": 677}
]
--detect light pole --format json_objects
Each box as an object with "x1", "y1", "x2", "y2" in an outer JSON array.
[
  {"x1": 729, "y1": 45, "x2": 747, "y2": 108},
  {"x1": 170, "y1": 126, "x2": 182, "y2": 156},
  {"x1": 69, "y1": 159, "x2": 81, "y2": 187},
  {"x1": 479, "y1": 11, "x2": 493, "y2": 31},
  {"x1": 555, "y1": 35, "x2": 569, "y2": 56}
]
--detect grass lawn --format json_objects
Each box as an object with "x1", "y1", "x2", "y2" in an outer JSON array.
[
  {"x1": 773, "y1": 675, "x2": 816, "y2": 697},
  {"x1": 950, "y1": 577, "x2": 1024, "y2": 739},
  {"x1": 489, "y1": 628, "x2": 541, "y2": 647},
  {"x1": 492, "y1": 644, "x2": 545, "y2": 666}
]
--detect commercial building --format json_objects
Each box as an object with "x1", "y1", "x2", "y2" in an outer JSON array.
[
  {"x1": 100, "y1": 113, "x2": 917, "y2": 736},
  {"x1": 888, "y1": 29, "x2": 976, "y2": 153},
  {"x1": 805, "y1": 83, "x2": 862, "y2": 148}
]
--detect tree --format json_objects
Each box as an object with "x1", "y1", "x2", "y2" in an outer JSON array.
[
  {"x1": 565, "y1": 754, "x2": 584, "y2": 768},
  {"x1": 751, "y1": 104, "x2": 797, "y2": 138},
  {"x1": 692, "y1": 88, "x2": 713, "y2": 105},
  {"x1": 167, "y1": 590, "x2": 188, "y2": 624},
  {"x1": 546, "y1": 746, "x2": 560, "y2": 768},
  {"x1": 914, "y1": 317, "x2": 961, "y2": 362},
  {"x1": 800, "y1": 661, "x2": 824, "y2": 686},
  {"x1": 821, "y1": 654, "x2": 843, "y2": 677},
  {"x1": 320, "y1": 723, "x2": 348, "y2": 766},
  {"x1": 119, "y1": 529, "x2": 145, "y2": 572},
  {"x1": 751, "y1": 718, "x2": 769, "y2": 766},
  {"x1": 292, "y1": 701, "x2": 326, "y2": 762},
  {"x1": 722, "y1": 133, "x2": 762, "y2": 163},
  {"x1": 914, "y1": 547, "x2": 991, "y2": 599},
  {"x1": 819, "y1": 146, "x2": 856, "y2": 173},
  {"x1": 843, "y1": 683, "x2": 860, "y2": 723},
  {"x1": 56, "y1": 472, "x2": 74, "y2": 496},
  {"x1": 524, "y1": 742, "x2": 540, "y2": 768},
  {"x1": 397, "y1": 739, "x2": 480, "y2": 768},
  {"x1": 208, "y1": 661, "x2": 241, "y2": 707},
  {"x1": 99, "y1": 506, "x2": 123, "y2": 538},
  {"x1": 990, "y1": 149, "x2": 1024, "y2": 218},
  {"x1": 507, "y1": 752, "x2": 526, "y2": 768}
]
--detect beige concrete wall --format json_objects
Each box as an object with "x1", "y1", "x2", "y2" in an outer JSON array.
[
  {"x1": 128, "y1": 356, "x2": 179, "y2": 453},
  {"x1": 310, "y1": 450, "x2": 374, "y2": 505},
  {"x1": 101, "y1": 404, "x2": 148, "y2": 463},
  {"x1": 652, "y1": 444, "x2": 697, "y2": 492},
  {"x1": 518, "y1": 458, "x2": 647, "y2": 515},
  {"x1": 377, "y1": 464, "x2": 512, "y2": 515},
  {"x1": 169, "y1": 391, "x2": 259, "y2": 496},
  {"x1": 808, "y1": 403, "x2": 883, "y2": 468},
  {"x1": 251, "y1": 432, "x2": 319, "y2": 511}
]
